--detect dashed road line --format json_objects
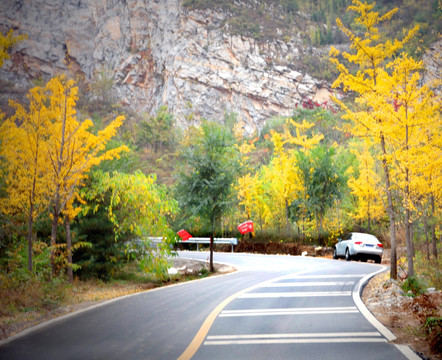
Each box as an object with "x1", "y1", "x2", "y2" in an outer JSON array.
[
  {"x1": 204, "y1": 332, "x2": 385, "y2": 346},
  {"x1": 260, "y1": 281, "x2": 355, "y2": 287},
  {"x1": 238, "y1": 291, "x2": 352, "y2": 298},
  {"x1": 219, "y1": 306, "x2": 359, "y2": 317},
  {"x1": 207, "y1": 332, "x2": 381, "y2": 340},
  {"x1": 282, "y1": 274, "x2": 366, "y2": 279}
]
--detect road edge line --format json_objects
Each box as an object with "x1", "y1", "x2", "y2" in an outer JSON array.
[
  {"x1": 0, "y1": 261, "x2": 239, "y2": 347},
  {"x1": 353, "y1": 266, "x2": 422, "y2": 360},
  {"x1": 395, "y1": 344, "x2": 423, "y2": 360},
  {"x1": 352, "y1": 266, "x2": 397, "y2": 341}
]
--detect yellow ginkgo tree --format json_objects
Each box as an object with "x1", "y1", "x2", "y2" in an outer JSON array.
[
  {"x1": 1, "y1": 74, "x2": 129, "y2": 279},
  {"x1": 385, "y1": 53, "x2": 441, "y2": 275},
  {"x1": 264, "y1": 129, "x2": 300, "y2": 234},
  {"x1": 44, "y1": 75, "x2": 129, "y2": 278},
  {"x1": 261, "y1": 119, "x2": 324, "y2": 235},
  {"x1": 0, "y1": 86, "x2": 52, "y2": 272},
  {"x1": 329, "y1": 0, "x2": 421, "y2": 279}
]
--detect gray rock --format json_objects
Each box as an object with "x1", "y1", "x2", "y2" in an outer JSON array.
[{"x1": 0, "y1": 0, "x2": 338, "y2": 129}]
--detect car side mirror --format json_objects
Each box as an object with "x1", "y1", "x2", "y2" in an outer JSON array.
[{"x1": 337, "y1": 238, "x2": 342, "y2": 242}]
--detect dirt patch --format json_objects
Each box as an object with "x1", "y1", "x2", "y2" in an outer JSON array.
[{"x1": 362, "y1": 272, "x2": 441, "y2": 360}]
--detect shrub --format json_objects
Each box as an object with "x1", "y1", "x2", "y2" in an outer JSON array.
[{"x1": 401, "y1": 276, "x2": 426, "y2": 297}]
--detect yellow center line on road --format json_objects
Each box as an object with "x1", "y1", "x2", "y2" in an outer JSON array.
[{"x1": 177, "y1": 270, "x2": 310, "y2": 360}]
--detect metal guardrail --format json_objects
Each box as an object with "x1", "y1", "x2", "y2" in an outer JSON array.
[{"x1": 148, "y1": 237, "x2": 238, "y2": 252}]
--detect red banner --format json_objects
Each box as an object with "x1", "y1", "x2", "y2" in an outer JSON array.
[
  {"x1": 177, "y1": 229, "x2": 192, "y2": 241},
  {"x1": 237, "y1": 220, "x2": 254, "y2": 234}
]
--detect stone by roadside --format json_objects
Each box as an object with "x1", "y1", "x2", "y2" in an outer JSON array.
[{"x1": 362, "y1": 272, "x2": 441, "y2": 360}]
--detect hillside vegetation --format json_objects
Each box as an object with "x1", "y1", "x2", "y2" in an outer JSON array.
[
  {"x1": 0, "y1": 1, "x2": 440, "y2": 343},
  {"x1": 184, "y1": 0, "x2": 441, "y2": 81},
  {"x1": 184, "y1": 0, "x2": 440, "y2": 49}
]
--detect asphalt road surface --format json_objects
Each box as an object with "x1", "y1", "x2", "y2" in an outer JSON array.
[{"x1": 0, "y1": 251, "x2": 418, "y2": 360}]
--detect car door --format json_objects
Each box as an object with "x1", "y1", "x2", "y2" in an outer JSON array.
[{"x1": 337, "y1": 233, "x2": 352, "y2": 255}]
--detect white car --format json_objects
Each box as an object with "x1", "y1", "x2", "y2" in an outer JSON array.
[{"x1": 333, "y1": 232, "x2": 383, "y2": 263}]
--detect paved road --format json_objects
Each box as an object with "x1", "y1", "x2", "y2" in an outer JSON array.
[{"x1": 0, "y1": 251, "x2": 417, "y2": 360}]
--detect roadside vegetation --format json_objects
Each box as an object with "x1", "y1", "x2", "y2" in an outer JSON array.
[
  {"x1": 0, "y1": 0, "x2": 440, "y2": 346},
  {"x1": 183, "y1": 0, "x2": 441, "y2": 81}
]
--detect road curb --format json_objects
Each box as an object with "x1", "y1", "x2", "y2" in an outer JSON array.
[{"x1": 353, "y1": 266, "x2": 422, "y2": 360}]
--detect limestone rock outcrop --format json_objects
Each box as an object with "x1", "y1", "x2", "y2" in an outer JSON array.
[{"x1": 0, "y1": 0, "x2": 334, "y2": 131}]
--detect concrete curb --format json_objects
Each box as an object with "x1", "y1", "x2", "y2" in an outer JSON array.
[{"x1": 353, "y1": 266, "x2": 422, "y2": 360}]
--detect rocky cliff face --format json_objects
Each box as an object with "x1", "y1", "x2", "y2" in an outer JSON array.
[{"x1": 0, "y1": 0, "x2": 336, "y2": 132}]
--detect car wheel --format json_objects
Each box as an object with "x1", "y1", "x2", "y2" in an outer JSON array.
[
  {"x1": 375, "y1": 256, "x2": 382, "y2": 264},
  {"x1": 345, "y1": 248, "x2": 351, "y2": 261},
  {"x1": 333, "y1": 248, "x2": 338, "y2": 260}
]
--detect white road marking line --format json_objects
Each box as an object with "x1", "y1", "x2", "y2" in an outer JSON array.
[
  {"x1": 207, "y1": 332, "x2": 382, "y2": 340},
  {"x1": 352, "y1": 267, "x2": 397, "y2": 342},
  {"x1": 238, "y1": 291, "x2": 351, "y2": 298},
  {"x1": 395, "y1": 344, "x2": 423, "y2": 360},
  {"x1": 260, "y1": 281, "x2": 355, "y2": 287},
  {"x1": 220, "y1": 306, "x2": 359, "y2": 317},
  {"x1": 204, "y1": 338, "x2": 386, "y2": 345},
  {"x1": 222, "y1": 306, "x2": 357, "y2": 314},
  {"x1": 282, "y1": 274, "x2": 366, "y2": 279}
]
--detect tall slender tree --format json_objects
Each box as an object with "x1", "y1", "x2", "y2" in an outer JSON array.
[
  {"x1": 0, "y1": 86, "x2": 51, "y2": 272},
  {"x1": 43, "y1": 75, "x2": 128, "y2": 277},
  {"x1": 329, "y1": 0, "x2": 419, "y2": 279},
  {"x1": 176, "y1": 121, "x2": 237, "y2": 272}
]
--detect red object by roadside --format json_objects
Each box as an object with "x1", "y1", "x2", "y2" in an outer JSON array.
[
  {"x1": 237, "y1": 220, "x2": 254, "y2": 234},
  {"x1": 177, "y1": 229, "x2": 192, "y2": 241}
]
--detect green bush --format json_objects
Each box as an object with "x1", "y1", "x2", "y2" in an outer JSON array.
[
  {"x1": 414, "y1": 251, "x2": 442, "y2": 290},
  {"x1": 401, "y1": 276, "x2": 426, "y2": 297}
]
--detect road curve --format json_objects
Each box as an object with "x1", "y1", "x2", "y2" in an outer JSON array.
[{"x1": 0, "y1": 251, "x2": 418, "y2": 360}]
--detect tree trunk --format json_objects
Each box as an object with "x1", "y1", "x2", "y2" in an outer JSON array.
[
  {"x1": 424, "y1": 209, "x2": 429, "y2": 260},
  {"x1": 27, "y1": 141, "x2": 40, "y2": 273},
  {"x1": 367, "y1": 199, "x2": 371, "y2": 233},
  {"x1": 50, "y1": 82, "x2": 68, "y2": 275},
  {"x1": 380, "y1": 135, "x2": 397, "y2": 280},
  {"x1": 285, "y1": 199, "x2": 290, "y2": 236},
  {"x1": 404, "y1": 123, "x2": 414, "y2": 277},
  {"x1": 65, "y1": 216, "x2": 73, "y2": 283},
  {"x1": 27, "y1": 205, "x2": 34, "y2": 273},
  {"x1": 50, "y1": 199, "x2": 60, "y2": 275},
  {"x1": 209, "y1": 233, "x2": 214, "y2": 273},
  {"x1": 315, "y1": 212, "x2": 320, "y2": 238},
  {"x1": 430, "y1": 195, "x2": 438, "y2": 259},
  {"x1": 210, "y1": 215, "x2": 215, "y2": 273},
  {"x1": 405, "y1": 206, "x2": 414, "y2": 277}
]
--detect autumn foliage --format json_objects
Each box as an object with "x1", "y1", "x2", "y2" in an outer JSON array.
[
  {"x1": 330, "y1": 0, "x2": 441, "y2": 278},
  {"x1": 0, "y1": 75, "x2": 128, "y2": 280}
]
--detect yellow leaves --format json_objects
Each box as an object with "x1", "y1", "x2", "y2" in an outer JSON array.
[
  {"x1": 1, "y1": 74, "x2": 129, "y2": 228},
  {"x1": 348, "y1": 142, "x2": 386, "y2": 223},
  {"x1": 0, "y1": 29, "x2": 26, "y2": 68},
  {"x1": 288, "y1": 119, "x2": 324, "y2": 151},
  {"x1": 329, "y1": 46, "x2": 340, "y2": 58},
  {"x1": 0, "y1": 86, "x2": 52, "y2": 218}
]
